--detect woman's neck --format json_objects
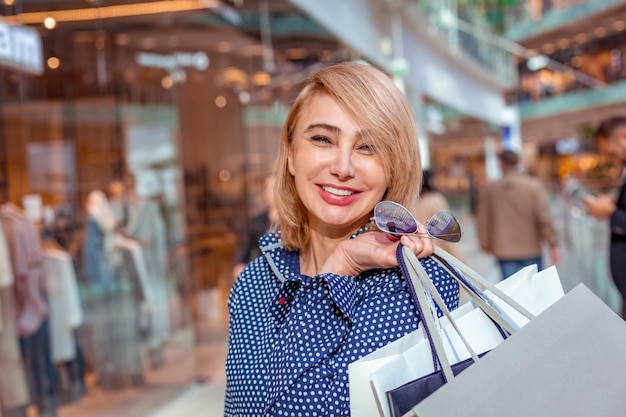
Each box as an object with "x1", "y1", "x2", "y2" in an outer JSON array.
[{"x1": 299, "y1": 227, "x2": 353, "y2": 277}]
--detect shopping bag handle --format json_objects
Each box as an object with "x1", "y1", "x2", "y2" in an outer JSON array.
[
  {"x1": 429, "y1": 255, "x2": 514, "y2": 337},
  {"x1": 433, "y1": 246, "x2": 535, "y2": 321},
  {"x1": 397, "y1": 245, "x2": 457, "y2": 382},
  {"x1": 397, "y1": 245, "x2": 532, "y2": 385}
]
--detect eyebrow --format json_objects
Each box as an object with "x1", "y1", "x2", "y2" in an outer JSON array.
[
  {"x1": 303, "y1": 123, "x2": 372, "y2": 139},
  {"x1": 303, "y1": 123, "x2": 340, "y2": 134}
]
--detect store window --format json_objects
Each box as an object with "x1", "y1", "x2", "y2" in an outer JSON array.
[
  {"x1": 0, "y1": 1, "x2": 347, "y2": 416},
  {"x1": 0, "y1": 15, "x2": 197, "y2": 417}
]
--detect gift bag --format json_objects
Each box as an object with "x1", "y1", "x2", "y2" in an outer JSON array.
[
  {"x1": 350, "y1": 244, "x2": 564, "y2": 417},
  {"x1": 411, "y1": 283, "x2": 626, "y2": 417}
]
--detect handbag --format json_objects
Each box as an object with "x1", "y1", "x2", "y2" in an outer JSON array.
[{"x1": 385, "y1": 245, "x2": 562, "y2": 417}]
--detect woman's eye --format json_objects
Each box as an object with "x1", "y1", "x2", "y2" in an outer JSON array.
[
  {"x1": 358, "y1": 143, "x2": 376, "y2": 154},
  {"x1": 311, "y1": 135, "x2": 332, "y2": 144}
]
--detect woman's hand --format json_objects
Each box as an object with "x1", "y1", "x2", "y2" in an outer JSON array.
[{"x1": 319, "y1": 223, "x2": 434, "y2": 277}]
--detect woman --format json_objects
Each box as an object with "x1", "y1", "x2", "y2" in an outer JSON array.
[{"x1": 225, "y1": 62, "x2": 460, "y2": 416}]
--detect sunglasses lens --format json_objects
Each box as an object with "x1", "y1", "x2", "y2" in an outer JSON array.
[
  {"x1": 373, "y1": 201, "x2": 418, "y2": 235},
  {"x1": 426, "y1": 211, "x2": 462, "y2": 242}
]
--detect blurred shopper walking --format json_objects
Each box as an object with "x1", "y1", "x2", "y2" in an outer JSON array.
[
  {"x1": 583, "y1": 117, "x2": 626, "y2": 318},
  {"x1": 476, "y1": 150, "x2": 560, "y2": 279}
]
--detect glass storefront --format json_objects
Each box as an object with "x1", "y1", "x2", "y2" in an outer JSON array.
[{"x1": 0, "y1": 1, "x2": 345, "y2": 416}]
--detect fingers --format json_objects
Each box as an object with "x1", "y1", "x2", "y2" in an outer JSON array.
[{"x1": 400, "y1": 223, "x2": 434, "y2": 258}]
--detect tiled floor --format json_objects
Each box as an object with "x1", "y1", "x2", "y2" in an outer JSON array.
[{"x1": 52, "y1": 294, "x2": 230, "y2": 417}]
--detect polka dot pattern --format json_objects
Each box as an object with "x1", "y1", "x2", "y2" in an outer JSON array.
[{"x1": 224, "y1": 231, "x2": 460, "y2": 417}]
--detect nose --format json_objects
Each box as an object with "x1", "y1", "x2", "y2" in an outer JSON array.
[{"x1": 329, "y1": 147, "x2": 355, "y2": 180}]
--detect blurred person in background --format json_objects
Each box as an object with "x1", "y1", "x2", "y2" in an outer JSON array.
[
  {"x1": 583, "y1": 116, "x2": 626, "y2": 318},
  {"x1": 224, "y1": 61, "x2": 460, "y2": 417},
  {"x1": 410, "y1": 170, "x2": 464, "y2": 261},
  {"x1": 232, "y1": 173, "x2": 278, "y2": 279},
  {"x1": 476, "y1": 149, "x2": 560, "y2": 279}
]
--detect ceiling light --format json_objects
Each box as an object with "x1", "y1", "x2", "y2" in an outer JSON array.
[
  {"x1": 43, "y1": 17, "x2": 56, "y2": 29},
  {"x1": 223, "y1": 67, "x2": 248, "y2": 88},
  {"x1": 614, "y1": 20, "x2": 626, "y2": 31},
  {"x1": 541, "y1": 43, "x2": 555, "y2": 54},
  {"x1": 47, "y1": 57, "x2": 60, "y2": 69},
  {"x1": 594, "y1": 27, "x2": 607, "y2": 37},
  {"x1": 161, "y1": 76, "x2": 173, "y2": 89},
  {"x1": 5, "y1": 0, "x2": 218, "y2": 24},
  {"x1": 215, "y1": 96, "x2": 227, "y2": 108},
  {"x1": 252, "y1": 71, "x2": 270, "y2": 86}
]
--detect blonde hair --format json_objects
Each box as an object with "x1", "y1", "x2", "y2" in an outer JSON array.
[{"x1": 274, "y1": 62, "x2": 422, "y2": 251}]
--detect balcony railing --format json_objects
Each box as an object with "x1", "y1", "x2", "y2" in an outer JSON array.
[{"x1": 412, "y1": 0, "x2": 518, "y2": 88}]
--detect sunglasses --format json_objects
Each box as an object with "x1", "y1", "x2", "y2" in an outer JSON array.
[{"x1": 372, "y1": 200, "x2": 463, "y2": 243}]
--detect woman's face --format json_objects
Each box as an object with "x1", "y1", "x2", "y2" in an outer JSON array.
[{"x1": 288, "y1": 93, "x2": 388, "y2": 236}]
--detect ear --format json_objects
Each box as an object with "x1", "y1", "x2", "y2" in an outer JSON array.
[{"x1": 287, "y1": 145, "x2": 296, "y2": 176}]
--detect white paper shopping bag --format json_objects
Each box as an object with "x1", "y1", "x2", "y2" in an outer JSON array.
[
  {"x1": 370, "y1": 304, "x2": 508, "y2": 417},
  {"x1": 352, "y1": 263, "x2": 564, "y2": 417},
  {"x1": 348, "y1": 328, "x2": 426, "y2": 417},
  {"x1": 484, "y1": 265, "x2": 564, "y2": 328}
]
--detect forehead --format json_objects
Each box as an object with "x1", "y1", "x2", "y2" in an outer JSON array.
[{"x1": 296, "y1": 93, "x2": 362, "y2": 132}]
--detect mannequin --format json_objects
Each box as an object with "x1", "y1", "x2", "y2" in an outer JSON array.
[
  {"x1": 111, "y1": 176, "x2": 170, "y2": 369},
  {"x1": 82, "y1": 190, "x2": 144, "y2": 389}
]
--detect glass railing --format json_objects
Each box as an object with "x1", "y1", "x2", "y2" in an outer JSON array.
[
  {"x1": 412, "y1": 0, "x2": 518, "y2": 88},
  {"x1": 504, "y1": 0, "x2": 626, "y2": 40}
]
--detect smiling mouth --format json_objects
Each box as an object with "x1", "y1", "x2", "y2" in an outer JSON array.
[{"x1": 321, "y1": 185, "x2": 355, "y2": 196}]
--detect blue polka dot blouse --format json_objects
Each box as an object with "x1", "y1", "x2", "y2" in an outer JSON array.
[{"x1": 224, "y1": 230, "x2": 460, "y2": 417}]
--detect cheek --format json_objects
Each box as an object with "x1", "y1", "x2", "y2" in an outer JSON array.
[{"x1": 366, "y1": 158, "x2": 387, "y2": 185}]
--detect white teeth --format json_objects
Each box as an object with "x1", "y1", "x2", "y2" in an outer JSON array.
[{"x1": 322, "y1": 185, "x2": 354, "y2": 196}]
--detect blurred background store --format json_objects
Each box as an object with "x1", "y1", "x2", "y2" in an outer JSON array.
[{"x1": 0, "y1": 0, "x2": 624, "y2": 416}]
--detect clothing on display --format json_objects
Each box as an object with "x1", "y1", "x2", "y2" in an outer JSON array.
[
  {"x1": 0, "y1": 203, "x2": 57, "y2": 416},
  {"x1": 0, "y1": 288, "x2": 30, "y2": 413},
  {"x1": 42, "y1": 247, "x2": 84, "y2": 363},
  {"x1": 126, "y1": 197, "x2": 170, "y2": 367}
]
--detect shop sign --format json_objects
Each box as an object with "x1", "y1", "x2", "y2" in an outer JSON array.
[
  {"x1": 137, "y1": 51, "x2": 209, "y2": 84},
  {"x1": 0, "y1": 18, "x2": 43, "y2": 75}
]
